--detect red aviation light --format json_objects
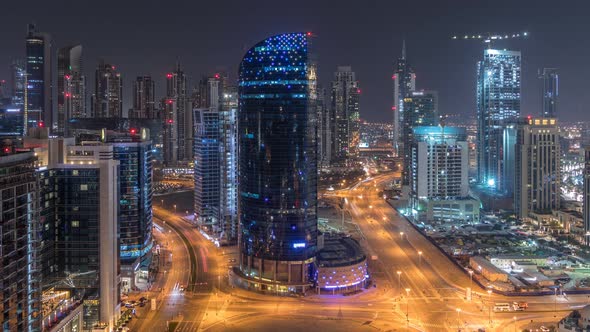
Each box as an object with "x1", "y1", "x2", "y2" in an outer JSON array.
[
  {"x1": 130, "y1": 128, "x2": 137, "y2": 135},
  {"x1": 166, "y1": 73, "x2": 173, "y2": 79},
  {"x1": 306, "y1": 32, "x2": 312, "y2": 36},
  {"x1": 214, "y1": 73, "x2": 220, "y2": 79},
  {"x1": 167, "y1": 119, "x2": 173, "y2": 124},
  {"x1": 38, "y1": 121, "x2": 44, "y2": 128}
]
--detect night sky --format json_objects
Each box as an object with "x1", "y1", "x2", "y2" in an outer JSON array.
[{"x1": 0, "y1": 0, "x2": 588, "y2": 122}]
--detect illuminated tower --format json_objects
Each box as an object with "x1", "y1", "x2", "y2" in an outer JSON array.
[
  {"x1": 25, "y1": 23, "x2": 52, "y2": 131},
  {"x1": 237, "y1": 32, "x2": 318, "y2": 293},
  {"x1": 330, "y1": 66, "x2": 360, "y2": 164},
  {"x1": 57, "y1": 45, "x2": 86, "y2": 135},
  {"x1": 93, "y1": 60, "x2": 122, "y2": 118},
  {"x1": 392, "y1": 40, "x2": 416, "y2": 156},
  {"x1": 477, "y1": 49, "x2": 521, "y2": 191},
  {"x1": 166, "y1": 62, "x2": 189, "y2": 161},
  {"x1": 131, "y1": 75, "x2": 156, "y2": 119},
  {"x1": 540, "y1": 68, "x2": 558, "y2": 118}
]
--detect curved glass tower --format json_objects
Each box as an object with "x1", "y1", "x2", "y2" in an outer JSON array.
[{"x1": 237, "y1": 32, "x2": 318, "y2": 293}]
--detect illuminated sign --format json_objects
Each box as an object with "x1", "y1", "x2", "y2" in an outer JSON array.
[{"x1": 293, "y1": 243, "x2": 306, "y2": 249}]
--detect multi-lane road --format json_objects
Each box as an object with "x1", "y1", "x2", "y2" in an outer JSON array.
[{"x1": 134, "y1": 173, "x2": 589, "y2": 331}]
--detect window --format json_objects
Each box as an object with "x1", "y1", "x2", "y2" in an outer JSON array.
[
  {"x1": 72, "y1": 170, "x2": 78, "y2": 176},
  {"x1": 80, "y1": 184, "x2": 88, "y2": 191},
  {"x1": 72, "y1": 220, "x2": 80, "y2": 227}
]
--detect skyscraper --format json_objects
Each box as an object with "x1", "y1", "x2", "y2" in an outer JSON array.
[
  {"x1": 0, "y1": 152, "x2": 41, "y2": 332},
  {"x1": 162, "y1": 97, "x2": 178, "y2": 165},
  {"x1": 540, "y1": 68, "x2": 558, "y2": 118},
  {"x1": 330, "y1": 66, "x2": 360, "y2": 164},
  {"x1": 57, "y1": 45, "x2": 86, "y2": 135},
  {"x1": 236, "y1": 32, "x2": 318, "y2": 293},
  {"x1": 477, "y1": 49, "x2": 521, "y2": 191},
  {"x1": 402, "y1": 90, "x2": 438, "y2": 185},
  {"x1": 25, "y1": 23, "x2": 52, "y2": 131},
  {"x1": 392, "y1": 40, "x2": 416, "y2": 156},
  {"x1": 219, "y1": 85, "x2": 238, "y2": 244},
  {"x1": 93, "y1": 60, "x2": 122, "y2": 118},
  {"x1": 316, "y1": 86, "x2": 331, "y2": 168},
  {"x1": 193, "y1": 108, "x2": 220, "y2": 237},
  {"x1": 11, "y1": 59, "x2": 26, "y2": 110},
  {"x1": 166, "y1": 63, "x2": 189, "y2": 161},
  {"x1": 514, "y1": 117, "x2": 560, "y2": 219},
  {"x1": 584, "y1": 148, "x2": 590, "y2": 246},
  {"x1": 131, "y1": 76, "x2": 156, "y2": 119}
]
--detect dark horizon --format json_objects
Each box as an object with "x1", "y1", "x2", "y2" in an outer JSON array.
[{"x1": 1, "y1": 0, "x2": 589, "y2": 122}]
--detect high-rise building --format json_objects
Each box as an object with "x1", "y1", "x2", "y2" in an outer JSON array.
[
  {"x1": 57, "y1": 45, "x2": 86, "y2": 135},
  {"x1": 392, "y1": 40, "x2": 416, "y2": 156},
  {"x1": 236, "y1": 32, "x2": 318, "y2": 293},
  {"x1": 409, "y1": 126, "x2": 479, "y2": 224},
  {"x1": 514, "y1": 117, "x2": 560, "y2": 219},
  {"x1": 166, "y1": 63, "x2": 189, "y2": 161},
  {"x1": 25, "y1": 23, "x2": 52, "y2": 131},
  {"x1": 402, "y1": 90, "x2": 438, "y2": 185},
  {"x1": 11, "y1": 59, "x2": 26, "y2": 110},
  {"x1": 330, "y1": 66, "x2": 360, "y2": 164},
  {"x1": 93, "y1": 60, "x2": 122, "y2": 118},
  {"x1": 540, "y1": 68, "x2": 558, "y2": 118},
  {"x1": 477, "y1": 49, "x2": 521, "y2": 191},
  {"x1": 162, "y1": 97, "x2": 178, "y2": 165},
  {"x1": 584, "y1": 148, "x2": 590, "y2": 245},
  {"x1": 0, "y1": 152, "x2": 42, "y2": 332},
  {"x1": 316, "y1": 86, "x2": 330, "y2": 168},
  {"x1": 131, "y1": 76, "x2": 156, "y2": 119},
  {"x1": 193, "y1": 108, "x2": 220, "y2": 236},
  {"x1": 219, "y1": 85, "x2": 238, "y2": 244}
]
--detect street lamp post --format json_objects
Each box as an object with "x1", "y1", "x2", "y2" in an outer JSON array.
[
  {"x1": 396, "y1": 271, "x2": 402, "y2": 292},
  {"x1": 456, "y1": 308, "x2": 461, "y2": 330},
  {"x1": 418, "y1": 251, "x2": 423, "y2": 265},
  {"x1": 513, "y1": 316, "x2": 517, "y2": 332},
  {"x1": 174, "y1": 204, "x2": 177, "y2": 214},
  {"x1": 400, "y1": 231, "x2": 404, "y2": 240},
  {"x1": 468, "y1": 270, "x2": 474, "y2": 296},
  {"x1": 405, "y1": 288, "x2": 411, "y2": 326},
  {"x1": 554, "y1": 287, "x2": 557, "y2": 317},
  {"x1": 487, "y1": 289, "x2": 492, "y2": 324},
  {"x1": 161, "y1": 199, "x2": 164, "y2": 207}
]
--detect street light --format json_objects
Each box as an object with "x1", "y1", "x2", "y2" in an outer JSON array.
[
  {"x1": 174, "y1": 204, "x2": 177, "y2": 214},
  {"x1": 468, "y1": 270, "x2": 474, "y2": 292},
  {"x1": 396, "y1": 270, "x2": 402, "y2": 291},
  {"x1": 554, "y1": 287, "x2": 558, "y2": 317},
  {"x1": 400, "y1": 231, "x2": 404, "y2": 239},
  {"x1": 456, "y1": 308, "x2": 461, "y2": 329},
  {"x1": 513, "y1": 316, "x2": 517, "y2": 332},
  {"x1": 161, "y1": 199, "x2": 164, "y2": 207},
  {"x1": 487, "y1": 289, "x2": 492, "y2": 324},
  {"x1": 405, "y1": 288, "x2": 411, "y2": 324},
  {"x1": 418, "y1": 251, "x2": 423, "y2": 265}
]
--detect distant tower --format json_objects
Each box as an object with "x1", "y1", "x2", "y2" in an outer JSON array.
[
  {"x1": 392, "y1": 39, "x2": 416, "y2": 157},
  {"x1": 132, "y1": 76, "x2": 156, "y2": 119},
  {"x1": 11, "y1": 59, "x2": 26, "y2": 110},
  {"x1": 401, "y1": 90, "x2": 438, "y2": 185},
  {"x1": 584, "y1": 147, "x2": 590, "y2": 245},
  {"x1": 57, "y1": 45, "x2": 86, "y2": 135},
  {"x1": 166, "y1": 62, "x2": 189, "y2": 161},
  {"x1": 477, "y1": 49, "x2": 521, "y2": 191},
  {"x1": 93, "y1": 60, "x2": 122, "y2": 118},
  {"x1": 540, "y1": 68, "x2": 558, "y2": 118},
  {"x1": 219, "y1": 84, "x2": 238, "y2": 244},
  {"x1": 25, "y1": 23, "x2": 52, "y2": 131},
  {"x1": 237, "y1": 33, "x2": 318, "y2": 293},
  {"x1": 330, "y1": 66, "x2": 360, "y2": 164}
]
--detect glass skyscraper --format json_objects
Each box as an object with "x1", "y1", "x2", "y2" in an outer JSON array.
[
  {"x1": 392, "y1": 40, "x2": 416, "y2": 156},
  {"x1": 25, "y1": 23, "x2": 52, "y2": 131},
  {"x1": 237, "y1": 32, "x2": 317, "y2": 293},
  {"x1": 57, "y1": 44, "x2": 86, "y2": 136},
  {"x1": 477, "y1": 49, "x2": 521, "y2": 191},
  {"x1": 540, "y1": 68, "x2": 558, "y2": 118}
]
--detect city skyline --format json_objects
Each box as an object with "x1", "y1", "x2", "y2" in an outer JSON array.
[{"x1": 1, "y1": 1, "x2": 589, "y2": 123}]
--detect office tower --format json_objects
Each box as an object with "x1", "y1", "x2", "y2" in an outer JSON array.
[
  {"x1": 131, "y1": 75, "x2": 156, "y2": 119},
  {"x1": 316, "y1": 86, "x2": 331, "y2": 168},
  {"x1": 0, "y1": 152, "x2": 41, "y2": 332},
  {"x1": 166, "y1": 62, "x2": 189, "y2": 161},
  {"x1": 93, "y1": 60, "x2": 122, "y2": 118},
  {"x1": 11, "y1": 59, "x2": 26, "y2": 110},
  {"x1": 219, "y1": 85, "x2": 238, "y2": 244},
  {"x1": 409, "y1": 126, "x2": 479, "y2": 223},
  {"x1": 584, "y1": 148, "x2": 590, "y2": 245},
  {"x1": 237, "y1": 32, "x2": 318, "y2": 293},
  {"x1": 57, "y1": 45, "x2": 86, "y2": 135},
  {"x1": 540, "y1": 68, "x2": 558, "y2": 118},
  {"x1": 477, "y1": 49, "x2": 521, "y2": 191},
  {"x1": 514, "y1": 117, "x2": 560, "y2": 219},
  {"x1": 330, "y1": 66, "x2": 360, "y2": 164},
  {"x1": 392, "y1": 40, "x2": 416, "y2": 156},
  {"x1": 401, "y1": 90, "x2": 438, "y2": 185},
  {"x1": 25, "y1": 23, "x2": 52, "y2": 131},
  {"x1": 162, "y1": 98, "x2": 178, "y2": 165},
  {"x1": 193, "y1": 108, "x2": 220, "y2": 237}
]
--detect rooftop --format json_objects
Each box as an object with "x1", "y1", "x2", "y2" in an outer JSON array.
[{"x1": 317, "y1": 235, "x2": 366, "y2": 268}]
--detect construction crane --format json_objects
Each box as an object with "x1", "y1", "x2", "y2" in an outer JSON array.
[{"x1": 452, "y1": 31, "x2": 529, "y2": 47}]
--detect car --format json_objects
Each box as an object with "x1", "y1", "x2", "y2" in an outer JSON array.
[{"x1": 540, "y1": 326, "x2": 550, "y2": 332}]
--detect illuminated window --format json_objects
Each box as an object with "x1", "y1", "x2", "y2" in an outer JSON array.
[
  {"x1": 72, "y1": 220, "x2": 80, "y2": 227},
  {"x1": 80, "y1": 184, "x2": 88, "y2": 191}
]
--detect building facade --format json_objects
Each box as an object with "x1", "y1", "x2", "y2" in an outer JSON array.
[
  {"x1": 236, "y1": 32, "x2": 318, "y2": 293},
  {"x1": 11, "y1": 59, "x2": 26, "y2": 111},
  {"x1": 131, "y1": 76, "x2": 156, "y2": 119},
  {"x1": 166, "y1": 63, "x2": 190, "y2": 161},
  {"x1": 0, "y1": 152, "x2": 42, "y2": 332},
  {"x1": 25, "y1": 23, "x2": 52, "y2": 131},
  {"x1": 402, "y1": 90, "x2": 438, "y2": 185},
  {"x1": 392, "y1": 40, "x2": 416, "y2": 157},
  {"x1": 477, "y1": 49, "x2": 521, "y2": 192},
  {"x1": 93, "y1": 61, "x2": 122, "y2": 118},
  {"x1": 57, "y1": 45, "x2": 86, "y2": 136},
  {"x1": 219, "y1": 86, "x2": 238, "y2": 244},
  {"x1": 193, "y1": 108, "x2": 220, "y2": 237},
  {"x1": 514, "y1": 118, "x2": 560, "y2": 219},
  {"x1": 585, "y1": 147, "x2": 590, "y2": 245},
  {"x1": 330, "y1": 66, "x2": 360, "y2": 164}
]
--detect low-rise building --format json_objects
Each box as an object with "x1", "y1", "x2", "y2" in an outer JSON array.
[{"x1": 469, "y1": 256, "x2": 509, "y2": 283}]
